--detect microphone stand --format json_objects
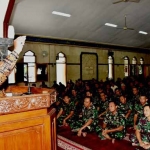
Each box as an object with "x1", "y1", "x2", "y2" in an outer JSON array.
[
  {"x1": 26, "y1": 82, "x2": 32, "y2": 95},
  {"x1": 24, "y1": 76, "x2": 32, "y2": 95}
]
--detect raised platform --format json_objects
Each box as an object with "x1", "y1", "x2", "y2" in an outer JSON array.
[{"x1": 0, "y1": 86, "x2": 57, "y2": 150}]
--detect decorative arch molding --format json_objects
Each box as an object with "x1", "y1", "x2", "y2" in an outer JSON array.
[{"x1": 24, "y1": 50, "x2": 35, "y2": 56}]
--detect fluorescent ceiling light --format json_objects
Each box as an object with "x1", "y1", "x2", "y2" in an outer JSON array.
[
  {"x1": 105, "y1": 23, "x2": 117, "y2": 28},
  {"x1": 139, "y1": 31, "x2": 148, "y2": 35},
  {"x1": 52, "y1": 11, "x2": 71, "y2": 17}
]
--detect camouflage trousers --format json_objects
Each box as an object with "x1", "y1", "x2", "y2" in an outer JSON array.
[
  {"x1": 70, "y1": 119, "x2": 99, "y2": 133},
  {"x1": 57, "y1": 115, "x2": 75, "y2": 126},
  {"x1": 126, "y1": 112, "x2": 134, "y2": 127},
  {"x1": 96, "y1": 126, "x2": 126, "y2": 140},
  {"x1": 129, "y1": 133, "x2": 150, "y2": 145},
  {"x1": 126, "y1": 117, "x2": 134, "y2": 127}
]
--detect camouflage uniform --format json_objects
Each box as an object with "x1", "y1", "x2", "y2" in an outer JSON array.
[
  {"x1": 98, "y1": 99, "x2": 109, "y2": 115},
  {"x1": 55, "y1": 97, "x2": 63, "y2": 113},
  {"x1": 70, "y1": 94, "x2": 82, "y2": 116},
  {"x1": 57, "y1": 101, "x2": 76, "y2": 126},
  {"x1": 71, "y1": 104, "x2": 99, "y2": 132},
  {"x1": 112, "y1": 95, "x2": 120, "y2": 105},
  {"x1": 129, "y1": 117, "x2": 150, "y2": 145},
  {"x1": 92, "y1": 96, "x2": 100, "y2": 109},
  {"x1": 97, "y1": 111, "x2": 126, "y2": 140},
  {"x1": 71, "y1": 94, "x2": 81, "y2": 104},
  {"x1": 134, "y1": 102, "x2": 148, "y2": 124},
  {"x1": 130, "y1": 94, "x2": 140, "y2": 106},
  {"x1": 118, "y1": 101, "x2": 134, "y2": 126}
]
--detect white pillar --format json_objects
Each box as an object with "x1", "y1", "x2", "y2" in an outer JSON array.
[
  {"x1": 8, "y1": 25, "x2": 15, "y2": 39},
  {"x1": 108, "y1": 56, "x2": 113, "y2": 80},
  {"x1": 139, "y1": 57, "x2": 144, "y2": 75},
  {"x1": 131, "y1": 57, "x2": 137, "y2": 76},
  {"x1": 124, "y1": 56, "x2": 129, "y2": 77},
  {"x1": 140, "y1": 57, "x2": 144, "y2": 65},
  {"x1": 56, "y1": 54, "x2": 66, "y2": 86},
  {"x1": 132, "y1": 57, "x2": 137, "y2": 65}
]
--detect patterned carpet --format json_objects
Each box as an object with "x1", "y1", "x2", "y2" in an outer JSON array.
[
  {"x1": 58, "y1": 135, "x2": 92, "y2": 150},
  {"x1": 57, "y1": 126, "x2": 143, "y2": 150}
]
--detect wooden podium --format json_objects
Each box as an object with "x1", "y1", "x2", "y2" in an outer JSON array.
[{"x1": 0, "y1": 86, "x2": 57, "y2": 150}]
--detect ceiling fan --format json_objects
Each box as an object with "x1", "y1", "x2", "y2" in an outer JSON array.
[
  {"x1": 116, "y1": 15, "x2": 134, "y2": 30},
  {"x1": 113, "y1": 0, "x2": 140, "y2": 4}
]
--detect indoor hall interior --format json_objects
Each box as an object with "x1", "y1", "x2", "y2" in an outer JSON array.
[{"x1": 0, "y1": 0, "x2": 150, "y2": 150}]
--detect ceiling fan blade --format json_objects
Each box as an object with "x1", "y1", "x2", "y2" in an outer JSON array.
[
  {"x1": 113, "y1": 0, "x2": 123, "y2": 4},
  {"x1": 128, "y1": 0, "x2": 140, "y2": 2},
  {"x1": 127, "y1": 28, "x2": 134, "y2": 30}
]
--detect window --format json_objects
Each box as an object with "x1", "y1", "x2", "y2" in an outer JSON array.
[
  {"x1": 56, "y1": 52, "x2": 66, "y2": 86},
  {"x1": 37, "y1": 64, "x2": 48, "y2": 81},
  {"x1": 23, "y1": 50, "x2": 36, "y2": 82}
]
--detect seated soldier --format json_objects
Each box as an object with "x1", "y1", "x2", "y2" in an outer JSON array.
[
  {"x1": 54, "y1": 91, "x2": 63, "y2": 113},
  {"x1": 71, "y1": 96, "x2": 98, "y2": 137},
  {"x1": 133, "y1": 94, "x2": 148, "y2": 130},
  {"x1": 71, "y1": 88, "x2": 80, "y2": 106},
  {"x1": 113, "y1": 88, "x2": 122, "y2": 105},
  {"x1": 130, "y1": 86, "x2": 140, "y2": 105},
  {"x1": 57, "y1": 94, "x2": 76, "y2": 127},
  {"x1": 97, "y1": 92, "x2": 109, "y2": 119},
  {"x1": 97, "y1": 101, "x2": 126, "y2": 143},
  {"x1": 71, "y1": 88, "x2": 82, "y2": 114},
  {"x1": 85, "y1": 90, "x2": 98, "y2": 107},
  {"x1": 105, "y1": 83, "x2": 114, "y2": 100},
  {"x1": 129, "y1": 104, "x2": 150, "y2": 149},
  {"x1": 118, "y1": 95, "x2": 133, "y2": 127},
  {"x1": 120, "y1": 83, "x2": 128, "y2": 97}
]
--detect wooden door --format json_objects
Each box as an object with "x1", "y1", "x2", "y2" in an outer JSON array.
[{"x1": 80, "y1": 52, "x2": 98, "y2": 80}]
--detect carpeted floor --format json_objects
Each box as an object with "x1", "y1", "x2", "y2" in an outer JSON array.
[
  {"x1": 57, "y1": 126, "x2": 143, "y2": 150},
  {"x1": 58, "y1": 134, "x2": 92, "y2": 150}
]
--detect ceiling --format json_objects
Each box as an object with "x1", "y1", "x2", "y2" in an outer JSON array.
[{"x1": 10, "y1": 0, "x2": 150, "y2": 49}]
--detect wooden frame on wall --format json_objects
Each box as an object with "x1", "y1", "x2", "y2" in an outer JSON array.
[{"x1": 80, "y1": 52, "x2": 98, "y2": 81}]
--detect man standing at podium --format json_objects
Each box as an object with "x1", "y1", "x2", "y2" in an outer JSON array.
[{"x1": 0, "y1": 36, "x2": 26, "y2": 96}]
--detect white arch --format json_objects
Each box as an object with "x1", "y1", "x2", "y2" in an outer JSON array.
[{"x1": 24, "y1": 50, "x2": 36, "y2": 82}]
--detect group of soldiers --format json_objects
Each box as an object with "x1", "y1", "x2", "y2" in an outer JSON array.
[{"x1": 54, "y1": 77, "x2": 150, "y2": 149}]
